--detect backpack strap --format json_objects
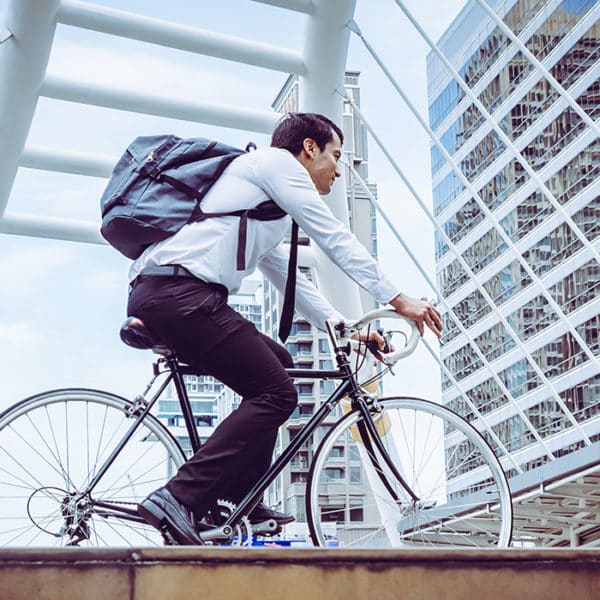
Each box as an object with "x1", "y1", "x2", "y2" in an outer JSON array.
[
  {"x1": 278, "y1": 220, "x2": 299, "y2": 343},
  {"x1": 198, "y1": 200, "x2": 286, "y2": 270}
]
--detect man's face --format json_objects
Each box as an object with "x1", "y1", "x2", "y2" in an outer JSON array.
[{"x1": 304, "y1": 132, "x2": 342, "y2": 195}]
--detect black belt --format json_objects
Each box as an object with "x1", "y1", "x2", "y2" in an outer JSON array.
[{"x1": 138, "y1": 265, "x2": 196, "y2": 278}]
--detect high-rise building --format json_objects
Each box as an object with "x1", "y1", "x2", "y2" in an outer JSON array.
[
  {"x1": 427, "y1": 0, "x2": 599, "y2": 545},
  {"x1": 264, "y1": 72, "x2": 382, "y2": 539}
]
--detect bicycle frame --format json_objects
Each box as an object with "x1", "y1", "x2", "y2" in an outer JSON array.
[{"x1": 82, "y1": 337, "x2": 420, "y2": 534}]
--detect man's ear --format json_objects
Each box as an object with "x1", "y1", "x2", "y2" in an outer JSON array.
[{"x1": 302, "y1": 137, "x2": 316, "y2": 158}]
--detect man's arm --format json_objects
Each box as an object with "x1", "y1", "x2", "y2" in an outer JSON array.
[
  {"x1": 256, "y1": 151, "x2": 399, "y2": 307},
  {"x1": 256, "y1": 150, "x2": 443, "y2": 339}
]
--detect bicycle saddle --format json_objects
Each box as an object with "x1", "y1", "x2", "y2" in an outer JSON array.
[{"x1": 120, "y1": 317, "x2": 170, "y2": 354}]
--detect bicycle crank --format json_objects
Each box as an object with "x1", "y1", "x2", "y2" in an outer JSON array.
[{"x1": 199, "y1": 499, "x2": 253, "y2": 547}]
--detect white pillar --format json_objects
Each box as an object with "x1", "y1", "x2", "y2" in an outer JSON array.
[
  {"x1": 0, "y1": 0, "x2": 61, "y2": 217},
  {"x1": 299, "y1": 0, "x2": 362, "y2": 319}
]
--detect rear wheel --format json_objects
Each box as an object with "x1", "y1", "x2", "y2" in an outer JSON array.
[
  {"x1": 0, "y1": 388, "x2": 186, "y2": 547},
  {"x1": 307, "y1": 396, "x2": 512, "y2": 548}
]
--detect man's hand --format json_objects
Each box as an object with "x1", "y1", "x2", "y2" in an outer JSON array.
[
  {"x1": 352, "y1": 329, "x2": 387, "y2": 351},
  {"x1": 390, "y1": 293, "x2": 443, "y2": 338}
]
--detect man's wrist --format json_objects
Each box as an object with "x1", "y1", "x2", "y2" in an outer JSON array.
[{"x1": 389, "y1": 292, "x2": 405, "y2": 309}]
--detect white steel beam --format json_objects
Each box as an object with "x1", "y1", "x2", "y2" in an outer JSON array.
[
  {"x1": 20, "y1": 146, "x2": 114, "y2": 178},
  {"x1": 474, "y1": 0, "x2": 600, "y2": 139},
  {"x1": 393, "y1": 0, "x2": 600, "y2": 269},
  {"x1": 40, "y1": 74, "x2": 281, "y2": 134},
  {"x1": 0, "y1": 211, "x2": 104, "y2": 245},
  {"x1": 58, "y1": 0, "x2": 306, "y2": 75},
  {"x1": 300, "y1": 0, "x2": 361, "y2": 319},
  {"x1": 249, "y1": 0, "x2": 315, "y2": 14},
  {"x1": 347, "y1": 158, "x2": 522, "y2": 472},
  {"x1": 0, "y1": 0, "x2": 60, "y2": 218},
  {"x1": 348, "y1": 17, "x2": 599, "y2": 379},
  {"x1": 339, "y1": 58, "x2": 588, "y2": 454}
]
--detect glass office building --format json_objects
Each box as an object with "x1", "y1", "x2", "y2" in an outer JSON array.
[{"x1": 427, "y1": 0, "x2": 599, "y2": 545}]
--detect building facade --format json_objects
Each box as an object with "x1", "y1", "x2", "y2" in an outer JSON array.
[{"x1": 427, "y1": 0, "x2": 599, "y2": 543}]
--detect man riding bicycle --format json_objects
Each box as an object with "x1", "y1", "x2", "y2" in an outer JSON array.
[{"x1": 131, "y1": 112, "x2": 442, "y2": 544}]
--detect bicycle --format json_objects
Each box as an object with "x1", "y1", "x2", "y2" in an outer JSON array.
[{"x1": 0, "y1": 308, "x2": 513, "y2": 548}]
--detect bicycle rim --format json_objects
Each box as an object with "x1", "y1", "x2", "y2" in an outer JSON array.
[
  {"x1": 307, "y1": 396, "x2": 512, "y2": 548},
  {"x1": 0, "y1": 388, "x2": 186, "y2": 547}
]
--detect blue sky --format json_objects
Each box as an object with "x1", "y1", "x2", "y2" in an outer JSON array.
[{"x1": 0, "y1": 0, "x2": 467, "y2": 411}]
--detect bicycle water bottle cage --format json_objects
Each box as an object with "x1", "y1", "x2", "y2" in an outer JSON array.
[{"x1": 120, "y1": 317, "x2": 171, "y2": 355}]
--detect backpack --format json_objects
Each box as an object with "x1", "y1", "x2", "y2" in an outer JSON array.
[{"x1": 100, "y1": 134, "x2": 287, "y2": 266}]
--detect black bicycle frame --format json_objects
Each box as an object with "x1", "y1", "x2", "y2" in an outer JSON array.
[{"x1": 85, "y1": 346, "x2": 421, "y2": 529}]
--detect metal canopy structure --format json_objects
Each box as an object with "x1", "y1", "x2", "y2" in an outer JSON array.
[{"x1": 0, "y1": 0, "x2": 598, "y2": 547}]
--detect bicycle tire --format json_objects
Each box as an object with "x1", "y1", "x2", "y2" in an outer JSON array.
[
  {"x1": 0, "y1": 388, "x2": 186, "y2": 547},
  {"x1": 306, "y1": 396, "x2": 512, "y2": 548}
]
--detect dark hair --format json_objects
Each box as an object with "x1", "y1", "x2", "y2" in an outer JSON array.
[{"x1": 271, "y1": 112, "x2": 344, "y2": 155}]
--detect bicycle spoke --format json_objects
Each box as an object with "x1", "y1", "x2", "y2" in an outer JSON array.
[
  {"x1": 90, "y1": 403, "x2": 112, "y2": 489},
  {"x1": 95, "y1": 472, "x2": 165, "y2": 502},
  {"x1": 92, "y1": 440, "x2": 168, "y2": 500},
  {"x1": 0, "y1": 444, "x2": 50, "y2": 493},
  {"x1": 44, "y1": 404, "x2": 69, "y2": 489},
  {"x1": 86, "y1": 401, "x2": 91, "y2": 493},
  {"x1": 64, "y1": 402, "x2": 70, "y2": 491},
  {"x1": 26, "y1": 412, "x2": 74, "y2": 489}
]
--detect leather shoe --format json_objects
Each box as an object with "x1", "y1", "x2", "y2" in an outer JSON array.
[
  {"x1": 249, "y1": 502, "x2": 294, "y2": 525},
  {"x1": 138, "y1": 487, "x2": 203, "y2": 545}
]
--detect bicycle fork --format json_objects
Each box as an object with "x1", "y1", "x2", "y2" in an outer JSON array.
[{"x1": 352, "y1": 394, "x2": 420, "y2": 505}]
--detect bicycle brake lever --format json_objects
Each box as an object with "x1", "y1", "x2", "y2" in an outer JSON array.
[
  {"x1": 365, "y1": 340, "x2": 382, "y2": 359},
  {"x1": 365, "y1": 328, "x2": 392, "y2": 357}
]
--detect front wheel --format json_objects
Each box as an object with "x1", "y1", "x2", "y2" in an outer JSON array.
[{"x1": 307, "y1": 396, "x2": 512, "y2": 548}]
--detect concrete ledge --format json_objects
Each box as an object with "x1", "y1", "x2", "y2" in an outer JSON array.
[{"x1": 0, "y1": 548, "x2": 599, "y2": 600}]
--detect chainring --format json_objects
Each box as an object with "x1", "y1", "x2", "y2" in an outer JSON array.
[{"x1": 213, "y1": 499, "x2": 253, "y2": 547}]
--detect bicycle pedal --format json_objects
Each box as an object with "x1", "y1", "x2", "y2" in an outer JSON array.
[{"x1": 251, "y1": 519, "x2": 280, "y2": 536}]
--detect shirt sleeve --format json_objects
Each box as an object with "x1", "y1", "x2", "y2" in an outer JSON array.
[
  {"x1": 255, "y1": 150, "x2": 400, "y2": 306},
  {"x1": 258, "y1": 243, "x2": 346, "y2": 331}
]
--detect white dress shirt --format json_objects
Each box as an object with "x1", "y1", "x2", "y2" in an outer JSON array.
[{"x1": 130, "y1": 147, "x2": 399, "y2": 329}]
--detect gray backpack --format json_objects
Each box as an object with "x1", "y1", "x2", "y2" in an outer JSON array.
[{"x1": 100, "y1": 134, "x2": 286, "y2": 267}]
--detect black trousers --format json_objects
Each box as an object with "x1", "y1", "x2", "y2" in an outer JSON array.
[{"x1": 128, "y1": 274, "x2": 297, "y2": 517}]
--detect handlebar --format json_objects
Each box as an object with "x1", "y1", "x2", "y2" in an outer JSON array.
[{"x1": 327, "y1": 307, "x2": 421, "y2": 367}]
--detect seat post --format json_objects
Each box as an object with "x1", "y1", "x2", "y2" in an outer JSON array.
[{"x1": 166, "y1": 354, "x2": 202, "y2": 454}]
